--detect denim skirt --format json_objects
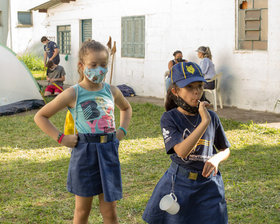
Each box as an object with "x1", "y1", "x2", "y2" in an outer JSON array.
[
  {"x1": 67, "y1": 133, "x2": 122, "y2": 202},
  {"x1": 142, "y1": 162, "x2": 228, "y2": 224}
]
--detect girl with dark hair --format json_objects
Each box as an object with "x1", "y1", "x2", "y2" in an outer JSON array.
[{"x1": 143, "y1": 62, "x2": 230, "y2": 224}]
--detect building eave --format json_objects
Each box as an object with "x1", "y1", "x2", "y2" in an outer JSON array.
[{"x1": 30, "y1": 0, "x2": 76, "y2": 13}]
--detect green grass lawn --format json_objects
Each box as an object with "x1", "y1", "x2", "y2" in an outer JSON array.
[
  {"x1": 32, "y1": 70, "x2": 46, "y2": 80},
  {"x1": 0, "y1": 103, "x2": 279, "y2": 223}
]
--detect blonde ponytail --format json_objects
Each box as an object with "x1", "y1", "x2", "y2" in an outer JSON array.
[
  {"x1": 205, "y1": 47, "x2": 212, "y2": 60},
  {"x1": 197, "y1": 46, "x2": 212, "y2": 60}
]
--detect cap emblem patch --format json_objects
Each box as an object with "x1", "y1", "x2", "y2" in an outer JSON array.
[{"x1": 186, "y1": 65, "x2": 195, "y2": 74}]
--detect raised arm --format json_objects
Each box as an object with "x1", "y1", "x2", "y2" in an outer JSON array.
[
  {"x1": 173, "y1": 101, "x2": 211, "y2": 158},
  {"x1": 110, "y1": 85, "x2": 132, "y2": 140}
]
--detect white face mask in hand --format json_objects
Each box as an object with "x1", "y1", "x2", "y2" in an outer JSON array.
[{"x1": 84, "y1": 66, "x2": 108, "y2": 83}]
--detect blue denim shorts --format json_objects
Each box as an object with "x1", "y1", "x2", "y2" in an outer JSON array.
[
  {"x1": 67, "y1": 133, "x2": 122, "y2": 202},
  {"x1": 142, "y1": 162, "x2": 228, "y2": 224}
]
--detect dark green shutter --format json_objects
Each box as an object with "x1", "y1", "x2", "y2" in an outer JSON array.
[{"x1": 82, "y1": 19, "x2": 92, "y2": 42}]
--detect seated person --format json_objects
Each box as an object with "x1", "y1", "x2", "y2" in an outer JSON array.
[
  {"x1": 168, "y1": 50, "x2": 188, "y2": 70},
  {"x1": 196, "y1": 46, "x2": 215, "y2": 90},
  {"x1": 44, "y1": 61, "x2": 66, "y2": 96},
  {"x1": 165, "y1": 50, "x2": 188, "y2": 91}
]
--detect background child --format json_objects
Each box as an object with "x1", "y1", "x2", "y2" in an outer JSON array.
[
  {"x1": 143, "y1": 62, "x2": 230, "y2": 224},
  {"x1": 35, "y1": 40, "x2": 132, "y2": 224},
  {"x1": 41, "y1": 36, "x2": 60, "y2": 66},
  {"x1": 44, "y1": 60, "x2": 66, "y2": 96}
]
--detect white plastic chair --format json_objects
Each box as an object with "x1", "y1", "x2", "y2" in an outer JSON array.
[{"x1": 204, "y1": 73, "x2": 223, "y2": 111}]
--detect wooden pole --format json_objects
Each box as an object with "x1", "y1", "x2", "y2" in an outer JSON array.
[
  {"x1": 109, "y1": 41, "x2": 116, "y2": 84},
  {"x1": 107, "y1": 36, "x2": 112, "y2": 50}
]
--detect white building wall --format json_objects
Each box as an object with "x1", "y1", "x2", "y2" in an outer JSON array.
[
  {"x1": 43, "y1": 0, "x2": 280, "y2": 112},
  {"x1": 0, "y1": 0, "x2": 9, "y2": 46},
  {"x1": 9, "y1": 0, "x2": 46, "y2": 55}
]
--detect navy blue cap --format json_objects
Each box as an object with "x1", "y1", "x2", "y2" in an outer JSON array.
[{"x1": 170, "y1": 62, "x2": 206, "y2": 88}]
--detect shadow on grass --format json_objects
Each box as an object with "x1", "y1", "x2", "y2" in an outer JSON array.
[
  {"x1": 0, "y1": 103, "x2": 165, "y2": 150},
  {"x1": 221, "y1": 144, "x2": 280, "y2": 223},
  {"x1": 1, "y1": 102, "x2": 278, "y2": 151},
  {"x1": 0, "y1": 108, "x2": 66, "y2": 150},
  {"x1": 119, "y1": 144, "x2": 280, "y2": 223},
  {"x1": 0, "y1": 147, "x2": 168, "y2": 224},
  {"x1": 0, "y1": 156, "x2": 73, "y2": 223},
  {"x1": 1, "y1": 141, "x2": 279, "y2": 223},
  {"x1": 115, "y1": 103, "x2": 164, "y2": 140}
]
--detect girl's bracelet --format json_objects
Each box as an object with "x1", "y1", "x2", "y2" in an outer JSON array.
[
  {"x1": 57, "y1": 132, "x2": 65, "y2": 144},
  {"x1": 118, "y1": 127, "x2": 127, "y2": 136}
]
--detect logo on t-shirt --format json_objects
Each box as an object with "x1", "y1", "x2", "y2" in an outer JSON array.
[
  {"x1": 81, "y1": 100, "x2": 100, "y2": 120},
  {"x1": 162, "y1": 128, "x2": 169, "y2": 139},
  {"x1": 162, "y1": 128, "x2": 171, "y2": 143}
]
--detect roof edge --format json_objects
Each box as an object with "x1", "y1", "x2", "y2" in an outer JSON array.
[{"x1": 30, "y1": 0, "x2": 76, "y2": 12}]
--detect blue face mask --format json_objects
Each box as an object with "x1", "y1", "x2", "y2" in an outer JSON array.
[{"x1": 84, "y1": 66, "x2": 108, "y2": 83}]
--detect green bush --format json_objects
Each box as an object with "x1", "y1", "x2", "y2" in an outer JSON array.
[{"x1": 18, "y1": 54, "x2": 44, "y2": 71}]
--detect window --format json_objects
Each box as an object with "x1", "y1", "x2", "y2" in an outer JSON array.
[
  {"x1": 57, "y1": 25, "x2": 71, "y2": 54},
  {"x1": 237, "y1": 0, "x2": 268, "y2": 50},
  {"x1": 121, "y1": 16, "x2": 145, "y2": 58},
  {"x1": 81, "y1": 19, "x2": 92, "y2": 42},
  {"x1": 17, "y1": 11, "x2": 32, "y2": 26}
]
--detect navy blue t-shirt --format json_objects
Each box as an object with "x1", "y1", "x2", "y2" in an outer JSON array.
[
  {"x1": 160, "y1": 108, "x2": 230, "y2": 171},
  {"x1": 44, "y1": 41, "x2": 60, "y2": 64}
]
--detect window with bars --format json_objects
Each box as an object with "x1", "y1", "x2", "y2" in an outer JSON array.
[
  {"x1": 57, "y1": 25, "x2": 71, "y2": 54},
  {"x1": 237, "y1": 0, "x2": 268, "y2": 50},
  {"x1": 17, "y1": 11, "x2": 32, "y2": 26},
  {"x1": 121, "y1": 16, "x2": 145, "y2": 58}
]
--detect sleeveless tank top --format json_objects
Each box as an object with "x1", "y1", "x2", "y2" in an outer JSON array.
[{"x1": 69, "y1": 83, "x2": 115, "y2": 134}]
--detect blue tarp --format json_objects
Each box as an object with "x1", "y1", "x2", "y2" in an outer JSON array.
[
  {"x1": 117, "y1": 84, "x2": 136, "y2": 97},
  {"x1": 0, "y1": 100, "x2": 45, "y2": 116}
]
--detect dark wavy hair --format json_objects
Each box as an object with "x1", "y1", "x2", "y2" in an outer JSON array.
[
  {"x1": 173, "y1": 50, "x2": 182, "y2": 57},
  {"x1": 46, "y1": 60, "x2": 54, "y2": 69},
  {"x1": 41, "y1": 36, "x2": 48, "y2": 42},
  {"x1": 165, "y1": 83, "x2": 179, "y2": 111}
]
